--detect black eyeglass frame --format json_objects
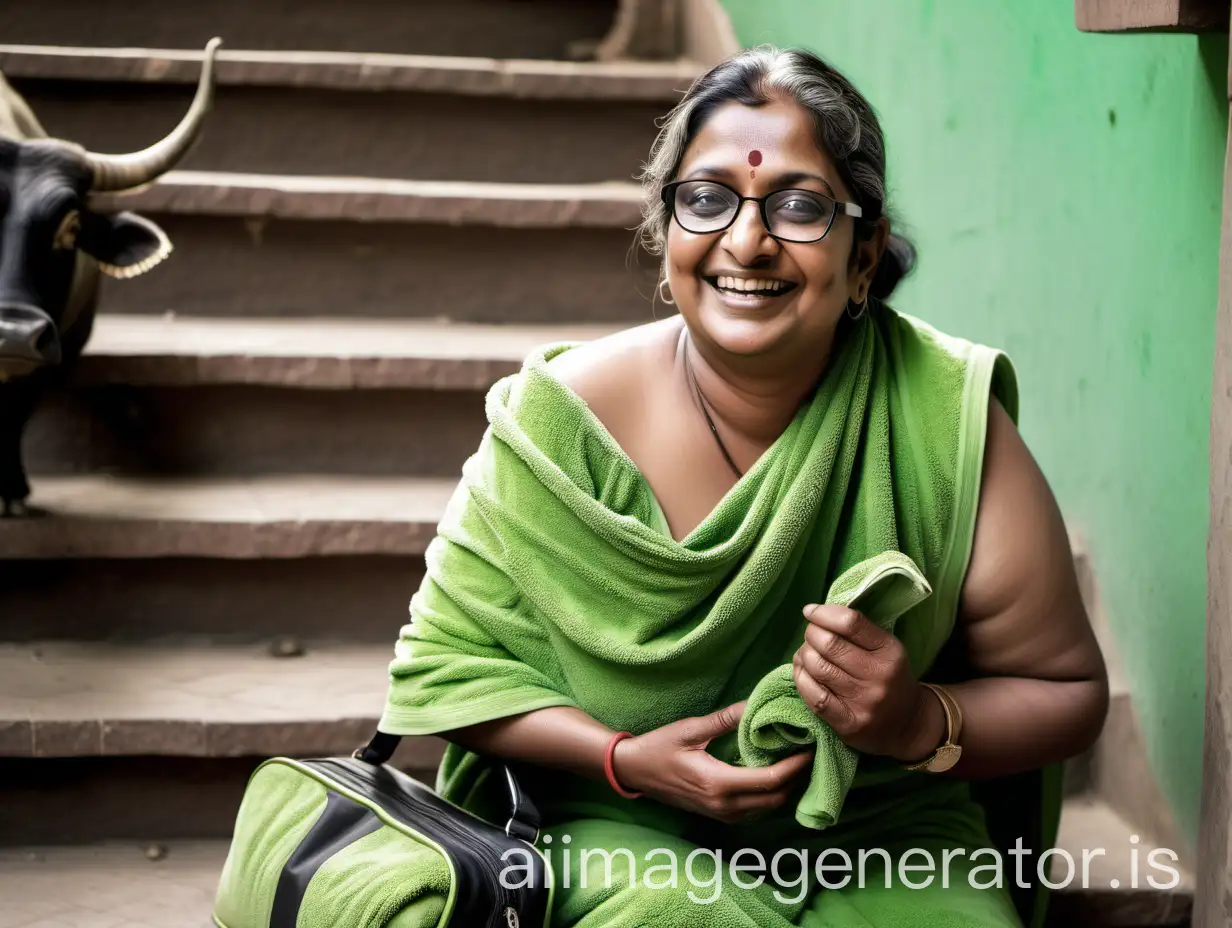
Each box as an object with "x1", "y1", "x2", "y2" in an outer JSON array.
[{"x1": 660, "y1": 179, "x2": 866, "y2": 244}]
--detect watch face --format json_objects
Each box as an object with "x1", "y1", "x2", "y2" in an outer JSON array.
[{"x1": 927, "y1": 745, "x2": 962, "y2": 773}]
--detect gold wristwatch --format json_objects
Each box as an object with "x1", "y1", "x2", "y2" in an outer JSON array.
[{"x1": 901, "y1": 683, "x2": 963, "y2": 773}]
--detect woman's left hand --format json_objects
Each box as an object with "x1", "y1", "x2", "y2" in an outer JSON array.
[{"x1": 791, "y1": 604, "x2": 941, "y2": 761}]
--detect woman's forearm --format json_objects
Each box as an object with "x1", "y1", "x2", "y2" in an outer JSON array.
[
  {"x1": 940, "y1": 675, "x2": 1109, "y2": 779},
  {"x1": 439, "y1": 675, "x2": 1106, "y2": 786},
  {"x1": 439, "y1": 706, "x2": 616, "y2": 784}
]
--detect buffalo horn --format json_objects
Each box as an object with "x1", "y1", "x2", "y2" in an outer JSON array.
[{"x1": 86, "y1": 37, "x2": 222, "y2": 192}]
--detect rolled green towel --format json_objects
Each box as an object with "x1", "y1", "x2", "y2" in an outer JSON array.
[{"x1": 738, "y1": 551, "x2": 932, "y2": 829}]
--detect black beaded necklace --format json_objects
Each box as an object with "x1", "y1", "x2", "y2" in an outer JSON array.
[{"x1": 682, "y1": 330, "x2": 743, "y2": 479}]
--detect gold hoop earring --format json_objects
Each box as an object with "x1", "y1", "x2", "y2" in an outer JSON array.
[{"x1": 658, "y1": 278, "x2": 675, "y2": 306}]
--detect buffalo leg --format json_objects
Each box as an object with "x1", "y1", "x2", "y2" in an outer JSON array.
[{"x1": 0, "y1": 379, "x2": 40, "y2": 517}]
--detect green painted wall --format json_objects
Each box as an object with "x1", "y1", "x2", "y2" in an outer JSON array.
[{"x1": 718, "y1": 1, "x2": 1226, "y2": 846}]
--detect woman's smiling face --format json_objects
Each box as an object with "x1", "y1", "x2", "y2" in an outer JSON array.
[{"x1": 665, "y1": 95, "x2": 884, "y2": 358}]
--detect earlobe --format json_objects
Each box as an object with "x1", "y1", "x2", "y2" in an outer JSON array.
[{"x1": 77, "y1": 210, "x2": 173, "y2": 279}]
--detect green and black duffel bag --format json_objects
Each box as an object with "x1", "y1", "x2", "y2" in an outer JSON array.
[{"x1": 212, "y1": 731, "x2": 552, "y2": 928}]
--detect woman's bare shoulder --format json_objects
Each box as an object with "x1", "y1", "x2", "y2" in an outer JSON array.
[{"x1": 547, "y1": 318, "x2": 679, "y2": 421}]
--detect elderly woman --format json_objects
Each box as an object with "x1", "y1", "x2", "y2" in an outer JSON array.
[{"x1": 380, "y1": 46, "x2": 1108, "y2": 927}]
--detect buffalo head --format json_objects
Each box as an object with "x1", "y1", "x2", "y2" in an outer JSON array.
[{"x1": 0, "y1": 37, "x2": 221, "y2": 380}]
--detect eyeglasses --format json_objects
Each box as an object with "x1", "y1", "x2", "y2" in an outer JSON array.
[{"x1": 661, "y1": 179, "x2": 864, "y2": 244}]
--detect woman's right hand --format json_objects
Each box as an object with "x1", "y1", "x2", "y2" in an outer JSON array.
[{"x1": 610, "y1": 701, "x2": 812, "y2": 823}]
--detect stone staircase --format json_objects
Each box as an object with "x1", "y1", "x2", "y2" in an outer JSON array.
[{"x1": 0, "y1": 4, "x2": 1194, "y2": 926}]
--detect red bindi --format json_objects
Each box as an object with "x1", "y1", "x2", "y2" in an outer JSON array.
[{"x1": 748, "y1": 150, "x2": 763, "y2": 167}]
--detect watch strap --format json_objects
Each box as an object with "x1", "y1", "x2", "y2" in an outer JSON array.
[
  {"x1": 902, "y1": 682, "x2": 962, "y2": 771},
  {"x1": 927, "y1": 682, "x2": 962, "y2": 743}
]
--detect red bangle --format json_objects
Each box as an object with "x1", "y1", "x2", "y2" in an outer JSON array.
[{"x1": 604, "y1": 731, "x2": 643, "y2": 799}]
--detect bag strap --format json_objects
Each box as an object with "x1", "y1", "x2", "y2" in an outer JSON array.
[{"x1": 353, "y1": 731, "x2": 541, "y2": 843}]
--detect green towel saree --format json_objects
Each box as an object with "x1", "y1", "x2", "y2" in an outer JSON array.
[{"x1": 381, "y1": 304, "x2": 1058, "y2": 927}]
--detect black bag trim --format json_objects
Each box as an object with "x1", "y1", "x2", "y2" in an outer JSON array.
[
  {"x1": 280, "y1": 756, "x2": 552, "y2": 928},
  {"x1": 270, "y1": 790, "x2": 382, "y2": 928}
]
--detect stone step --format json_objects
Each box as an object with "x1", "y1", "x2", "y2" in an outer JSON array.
[
  {"x1": 0, "y1": 475, "x2": 449, "y2": 643},
  {"x1": 0, "y1": 840, "x2": 225, "y2": 917},
  {"x1": 0, "y1": 638, "x2": 436, "y2": 844},
  {"x1": 1064, "y1": 534, "x2": 1191, "y2": 871},
  {"x1": 0, "y1": 45, "x2": 697, "y2": 101},
  {"x1": 0, "y1": 555, "x2": 424, "y2": 644},
  {"x1": 87, "y1": 172, "x2": 658, "y2": 321},
  {"x1": 1047, "y1": 797, "x2": 1193, "y2": 926},
  {"x1": 27, "y1": 315, "x2": 620, "y2": 479},
  {"x1": 93, "y1": 171, "x2": 645, "y2": 226},
  {"x1": 1, "y1": 474, "x2": 453, "y2": 559},
  {"x1": 0, "y1": 638, "x2": 425, "y2": 759},
  {"x1": 1, "y1": 756, "x2": 330, "y2": 845},
  {"x1": 74, "y1": 314, "x2": 621, "y2": 390},
  {"x1": 0, "y1": 0, "x2": 619, "y2": 60},
  {"x1": 1085, "y1": 682, "x2": 1191, "y2": 874},
  {"x1": 0, "y1": 800, "x2": 1194, "y2": 924},
  {"x1": 2, "y1": 46, "x2": 696, "y2": 183},
  {"x1": 28, "y1": 382, "x2": 489, "y2": 479}
]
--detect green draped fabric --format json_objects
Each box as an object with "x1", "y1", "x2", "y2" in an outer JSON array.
[
  {"x1": 381, "y1": 304, "x2": 1055, "y2": 927},
  {"x1": 738, "y1": 550, "x2": 933, "y2": 830}
]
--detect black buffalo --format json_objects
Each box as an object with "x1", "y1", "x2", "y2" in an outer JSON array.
[{"x1": 0, "y1": 39, "x2": 220, "y2": 516}]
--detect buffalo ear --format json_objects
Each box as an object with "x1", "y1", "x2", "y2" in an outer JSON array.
[{"x1": 77, "y1": 210, "x2": 172, "y2": 279}]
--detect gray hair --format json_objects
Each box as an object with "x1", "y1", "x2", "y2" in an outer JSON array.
[{"x1": 636, "y1": 45, "x2": 914, "y2": 299}]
